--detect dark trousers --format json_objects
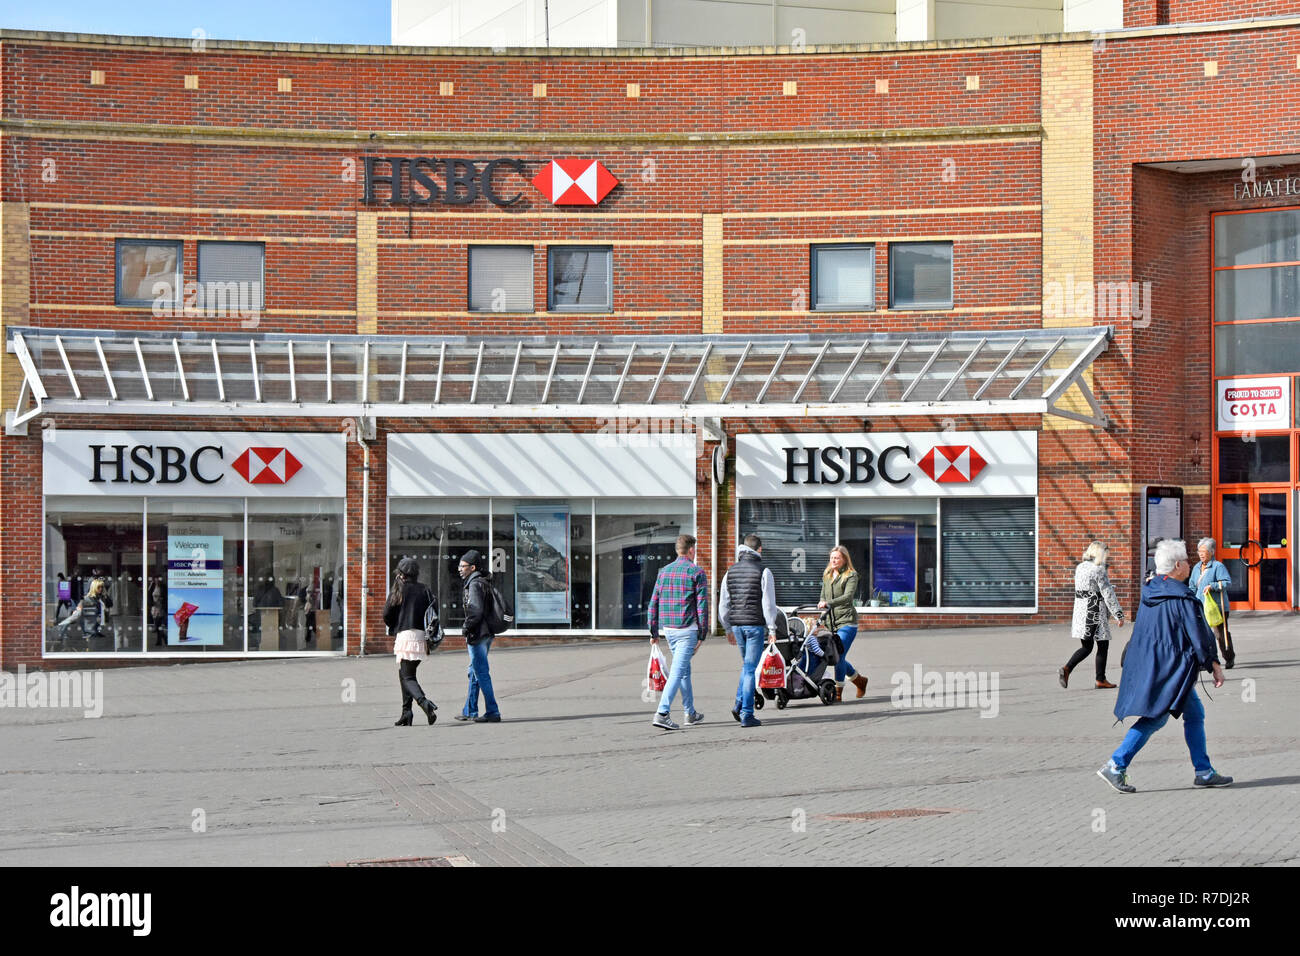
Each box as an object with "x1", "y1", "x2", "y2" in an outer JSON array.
[
  {"x1": 1066, "y1": 635, "x2": 1110, "y2": 681},
  {"x1": 398, "y1": 659, "x2": 428, "y2": 713}
]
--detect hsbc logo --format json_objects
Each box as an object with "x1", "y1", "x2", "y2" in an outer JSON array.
[
  {"x1": 233, "y1": 447, "x2": 303, "y2": 485},
  {"x1": 360, "y1": 155, "x2": 620, "y2": 208},
  {"x1": 918, "y1": 445, "x2": 988, "y2": 483},
  {"x1": 782, "y1": 443, "x2": 992, "y2": 487},
  {"x1": 86, "y1": 444, "x2": 303, "y2": 486},
  {"x1": 531, "y1": 159, "x2": 619, "y2": 206}
]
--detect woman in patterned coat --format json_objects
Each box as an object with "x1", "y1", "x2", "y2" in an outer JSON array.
[{"x1": 1060, "y1": 541, "x2": 1126, "y2": 689}]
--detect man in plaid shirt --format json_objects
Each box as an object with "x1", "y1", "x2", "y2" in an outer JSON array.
[{"x1": 648, "y1": 534, "x2": 709, "y2": 731}]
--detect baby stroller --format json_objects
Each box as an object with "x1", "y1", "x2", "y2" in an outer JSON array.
[{"x1": 761, "y1": 605, "x2": 842, "y2": 708}]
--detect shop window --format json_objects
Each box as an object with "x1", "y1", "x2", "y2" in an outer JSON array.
[
  {"x1": 197, "y1": 241, "x2": 264, "y2": 313},
  {"x1": 116, "y1": 239, "x2": 182, "y2": 307},
  {"x1": 246, "y1": 499, "x2": 345, "y2": 652},
  {"x1": 737, "y1": 499, "x2": 835, "y2": 608},
  {"x1": 1214, "y1": 321, "x2": 1300, "y2": 376},
  {"x1": 940, "y1": 497, "x2": 1035, "y2": 608},
  {"x1": 388, "y1": 499, "x2": 489, "y2": 631},
  {"x1": 548, "y1": 246, "x2": 612, "y2": 312},
  {"x1": 839, "y1": 499, "x2": 938, "y2": 608},
  {"x1": 811, "y1": 244, "x2": 875, "y2": 311},
  {"x1": 145, "y1": 498, "x2": 246, "y2": 653},
  {"x1": 1213, "y1": 266, "x2": 1300, "y2": 323},
  {"x1": 889, "y1": 241, "x2": 953, "y2": 310},
  {"x1": 44, "y1": 497, "x2": 145, "y2": 654},
  {"x1": 1214, "y1": 208, "x2": 1300, "y2": 267},
  {"x1": 493, "y1": 499, "x2": 593, "y2": 629},
  {"x1": 595, "y1": 498, "x2": 693, "y2": 629},
  {"x1": 1218, "y1": 436, "x2": 1290, "y2": 484},
  {"x1": 469, "y1": 246, "x2": 533, "y2": 313}
]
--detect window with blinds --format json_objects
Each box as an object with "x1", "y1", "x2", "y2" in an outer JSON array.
[
  {"x1": 469, "y1": 246, "x2": 534, "y2": 313},
  {"x1": 737, "y1": 499, "x2": 836, "y2": 608},
  {"x1": 812, "y1": 244, "x2": 875, "y2": 310},
  {"x1": 890, "y1": 241, "x2": 953, "y2": 310},
  {"x1": 549, "y1": 246, "x2": 612, "y2": 311},
  {"x1": 197, "y1": 241, "x2": 264, "y2": 310},
  {"x1": 940, "y1": 497, "x2": 1035, "y2": 607},
  {"x1": 116, "y1": 239, "x2": 182, "y2": 307}
]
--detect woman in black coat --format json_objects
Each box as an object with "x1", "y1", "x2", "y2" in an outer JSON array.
[{"x1": 384, "y1": 557, "x2": 438, "y2": 727}]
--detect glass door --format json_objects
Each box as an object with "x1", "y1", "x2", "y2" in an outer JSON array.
[{"x1": 1217, "y1": 489, "x2": 1291, "y2": 609}]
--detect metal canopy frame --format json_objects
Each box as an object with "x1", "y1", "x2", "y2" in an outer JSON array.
[{"x1": 6, "y1": 325, "x2": 1114, "y2": 427}]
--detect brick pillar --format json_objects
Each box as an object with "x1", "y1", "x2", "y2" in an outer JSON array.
[
  {"x1": 356, "y1": 210, "x2": 378, "y2": 335},
  {"x1": 0, "y1": 201, "x2": 32, "y2": 669},
  {"x1": 1041, "y1": 42, "x2": 1098, "y2": 431},
  {"x1": 701, "y1": 213, "x2": 723, "y2": 334}
]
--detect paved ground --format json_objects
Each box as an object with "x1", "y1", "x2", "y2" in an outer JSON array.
[{"x1": 1, "y1": 615, "x2": 1297, "y2": 866}]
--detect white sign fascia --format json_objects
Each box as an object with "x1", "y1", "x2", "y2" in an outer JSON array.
[
  {"x1": 735, "y1": 431, "x2": 1038, "y2": 498},
  {"x1": 43, "y1": 431, "x2": 347, "y2": 498},
  {"x1": 388, "y1": 432, "x2": 697, "y2": 498}
]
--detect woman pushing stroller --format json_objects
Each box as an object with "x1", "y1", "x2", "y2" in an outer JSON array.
[{"x1": 819, "y1": 545, "x2": 868, "y2": 700}]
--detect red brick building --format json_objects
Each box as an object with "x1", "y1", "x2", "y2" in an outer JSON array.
[{"x1": 3, "y1": 3, "x2": 1298, "y2": 668}]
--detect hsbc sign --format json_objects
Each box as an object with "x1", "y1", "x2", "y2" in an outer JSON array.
[
  {"x1": 44, "y1": 432, "x2": 346, "y2": 498},
  {"x1": 361, "y1": 156, "x2": 619, "y2": 207},
  {"x1": 736, "y1": 431, "x2": 1037, "y2": 498}
]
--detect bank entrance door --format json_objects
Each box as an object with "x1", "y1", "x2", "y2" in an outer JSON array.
[{"x1": 1216, "y1": 488, "x2": 1291, "y2": 609}]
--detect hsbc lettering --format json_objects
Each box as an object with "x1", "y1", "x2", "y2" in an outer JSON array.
[
  {"x1": 362, "y1": 157, "x2": 528, "y2": 206},
  {"x1": 89, "y1": 445, "x2": 224, "y2": 485},
  {"x1": 784, "y1": 445, "x2": 911, "y2": 486}
]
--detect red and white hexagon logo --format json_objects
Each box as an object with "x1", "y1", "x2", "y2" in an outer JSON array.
[
  {"x1": 531, "y1": 159, "x2": 619, "y2": 205},
  {"x1": 918, "y1": 445, "x2": 988, "y2": 483},
  {"x1": 233, "y1": 447, "x2": 303, "y2": 485}
]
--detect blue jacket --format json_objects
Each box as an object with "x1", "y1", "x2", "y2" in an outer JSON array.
[
  {"x1": 1114, "y1": 575, "x2": 1220, "y2": 722},
  {"x1": 1187, "y1": 559, "x2": 1231, "y2": 614}
]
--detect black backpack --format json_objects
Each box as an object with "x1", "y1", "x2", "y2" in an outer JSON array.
[
  {"x1": 422, "y1": 587, "x2": 444, "y2": 650},
  {"x1": 479, "y1": 576, "x2": 514, "y2": 636}
]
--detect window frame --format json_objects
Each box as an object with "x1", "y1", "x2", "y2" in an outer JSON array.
[
  {"x1": 809, "y1": 243, "x2": 876, "y2": 312},
  {"x1": 467, "y1": 244, "x2": 536, "y2": 314},
  {"x1": 888, "y1": 240, "x2": 954, "y2": 311},
  {"x1": 547, "y1": 245, "x2": 614, "y2": 313},
  {"x1": 115, "y1": 238, "x2": 183, "y2": 308},
  {"x1": 197, "y1": 240, "x2": 266, "y2": 312}
]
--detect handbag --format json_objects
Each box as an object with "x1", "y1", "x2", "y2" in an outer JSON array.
[
  {"x1": 1203, "y1": 589, "x2": 1224, "y2": 628},
  {"x1": 757, "y1": 643, "x2": 786, "y2": 689},
  {"x1": 647, "y1": 641, "x2": 668, "y2": 692}
]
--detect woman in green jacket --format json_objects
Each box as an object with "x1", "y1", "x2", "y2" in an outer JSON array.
[{"x1": 819, "y1": 545, "x2": 867, "y2": 701}]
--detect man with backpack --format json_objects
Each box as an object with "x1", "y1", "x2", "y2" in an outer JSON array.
[{"x1": 455, "y1": 549, "x2": 502, "y2": 723}]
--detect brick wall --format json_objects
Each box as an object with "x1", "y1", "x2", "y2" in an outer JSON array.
[{"x1": 1127, "y1": 1, "x2": 1300, "y2": 28}]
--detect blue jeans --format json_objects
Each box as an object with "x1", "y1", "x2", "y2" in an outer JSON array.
[
  {"x1": 461, "y1": 637, "x2": 500, "y2": 719},
  {"x1": 732, "y1": 626, "x2": 767, "y2": 719},
  {"x1": 1110, "y1": 688, "x2": 1212, "y2": 776},
  {"x1": 833, "y1": 624, "x2": 859, "y2": 683},
  {"x1": 656, "y1": 628, "x2": 698, "y2": 717}
]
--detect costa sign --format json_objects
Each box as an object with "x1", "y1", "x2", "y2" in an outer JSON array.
[
  {"x1": 1216, "y1": 377, "x2": 1291, "y2": 432},
  {"x1": 44, "y1": 432, "x2": 346, "y2": 498},
  {"x1": 361, "y1": 156, "x2": 619, "y2": 207},
  {"x1": 736, "y1": 431, "x2": 1037, "y2": 498}
]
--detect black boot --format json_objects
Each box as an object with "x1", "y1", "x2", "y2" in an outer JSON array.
[
  {"x1": 418, "y1": 698, "x2": 438, "y2": 725},
  {"x1": 394, "y1": 710, "x2": 413, "y2": 726}
]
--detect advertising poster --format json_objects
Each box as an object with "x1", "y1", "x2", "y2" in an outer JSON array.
[
  {"x1": 167, "y1": 534, "x2": 224, "y2": 645},
  {"x1": 872, "y1": 520, "x2": 917, "y2": 606},
  {"x1": 515, "y1": 508, "x2": 571, "y2": 624}
]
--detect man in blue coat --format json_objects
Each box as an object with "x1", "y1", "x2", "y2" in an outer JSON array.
[{"x1": 1097, "y1": 539, "x2": 1230, "y2": 794}]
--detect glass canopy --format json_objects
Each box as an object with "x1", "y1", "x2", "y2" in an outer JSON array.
[{"x1": 7, "y1": 325, "x2": 1112, "y2": 428}]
